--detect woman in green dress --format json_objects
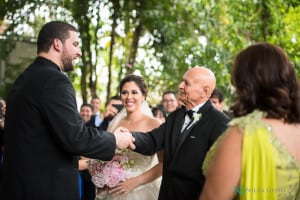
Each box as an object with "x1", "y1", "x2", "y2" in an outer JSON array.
[{"x1": 200, "y1": 42, "x2": 300, "y2": 200}]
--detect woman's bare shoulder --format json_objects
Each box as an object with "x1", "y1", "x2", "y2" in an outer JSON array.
[{"x1": 143, "y1": 115, "x2": 162, "y2": 129}]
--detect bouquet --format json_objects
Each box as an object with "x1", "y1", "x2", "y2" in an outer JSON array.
[{"x1": 88, "y1": 153, "x2": 134, "y2": 188}]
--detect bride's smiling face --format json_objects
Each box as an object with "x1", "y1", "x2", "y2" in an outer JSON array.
[{"x1": 120, "y1": 81, "x2": 145, "y2": 113}]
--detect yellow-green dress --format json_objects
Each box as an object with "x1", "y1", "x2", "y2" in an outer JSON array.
[{"x1": 203, "y1": 110, "x2": 300, "y2": 200}]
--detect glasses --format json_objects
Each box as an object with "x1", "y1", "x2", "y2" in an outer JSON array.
[{"x1": 163, "y1": 99, "x2": 176, "y2": 103}]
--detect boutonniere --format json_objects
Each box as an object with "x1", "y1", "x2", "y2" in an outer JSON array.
[{"x1": 192, "y1": 112, "x2": 202, "y2": 123}]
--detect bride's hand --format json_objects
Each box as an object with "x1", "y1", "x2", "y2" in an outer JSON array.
[{"x1": 109, "y1": 178, "x2": 139, "y2": 199}]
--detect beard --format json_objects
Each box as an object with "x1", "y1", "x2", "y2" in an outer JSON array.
[{"x1": 61, "y1": 49, "x2": 74, "y2": 72}]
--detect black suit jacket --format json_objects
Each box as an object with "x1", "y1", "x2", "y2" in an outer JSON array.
[
  {"x1": 2, "y1": 57, "x2": 116, "y2": 200},
  {"x1": 132, "y1": 100, "x2": 230, "y2": 200},
  {"x1": 86, "y1": 117, "x2": 110, "y2": 131}
]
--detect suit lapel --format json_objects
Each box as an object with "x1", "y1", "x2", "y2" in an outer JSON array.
[
  {"x1": 174, "y1": 100, "x2": 212, "y2": 154},
  {"x1": 175, "y1": 112, "x2": 201, "y2": 154},
  {"x1": 171, "y1": 108, "x2": 186, "y2": 155}
]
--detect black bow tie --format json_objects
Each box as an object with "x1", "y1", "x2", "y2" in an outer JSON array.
[{"x1": 185, "y1": 110, "x2": 194, "y2": 119}]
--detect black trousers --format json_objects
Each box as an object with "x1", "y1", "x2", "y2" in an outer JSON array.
[{"x1": 80, "y1": 170, "x2": 95, "y2": 200}]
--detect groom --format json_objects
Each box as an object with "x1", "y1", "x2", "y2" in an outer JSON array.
[
  {"x1": 131, "y1": 67, "x2": 230, "y2": 200},
  {"x1": 1, "y1": 21, "x2": 134, "y2": 200}
]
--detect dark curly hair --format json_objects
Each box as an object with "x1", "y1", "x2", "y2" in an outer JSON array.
[
  {"x1": 230, "y1": 42, "x2": 300, "y2": 123},
  {"x1": 119, "y1": 74, "x2": 148, "y2": 98}
]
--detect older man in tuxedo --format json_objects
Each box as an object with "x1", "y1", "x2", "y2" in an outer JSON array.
[{"x1": 130, "y1": 67, "x2": 230, "y2": 200}]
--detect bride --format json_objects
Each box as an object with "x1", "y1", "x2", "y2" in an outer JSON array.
[{"x1": 94, "y1": 74, "x2": 162, "y2": 200}]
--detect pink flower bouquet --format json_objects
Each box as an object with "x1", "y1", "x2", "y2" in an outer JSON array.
[{"x1": 88, "y1": 155, "x2": 133, "y2": 188}]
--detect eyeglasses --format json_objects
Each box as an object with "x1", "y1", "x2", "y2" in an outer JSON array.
[{"x1": 163, "y1": 99, "x2": 176, "y2": 103}]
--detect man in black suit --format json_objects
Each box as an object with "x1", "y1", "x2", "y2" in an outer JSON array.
[
  {"x1": 210, "y1": 88, "x2": 233, "y2": 119},
  {"x1": 1, "y1": 21, "x2": 134, "y2": 200},
  {"x1": 130, "y1": 67, "x2": 230, "y2": 200}
]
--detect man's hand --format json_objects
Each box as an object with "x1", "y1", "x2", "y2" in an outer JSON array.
[{"x1": 113, "y1": 127, "x2": 135, "y2": 150}]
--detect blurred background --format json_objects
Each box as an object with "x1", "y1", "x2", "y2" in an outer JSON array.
[{"x1": 0, "y1": 0, "x2": 300, "y2": 108}]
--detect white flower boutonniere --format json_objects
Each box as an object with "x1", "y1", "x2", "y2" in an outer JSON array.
[{"x1": 192, "y1": 112, "x2": 202, "y2": 124}]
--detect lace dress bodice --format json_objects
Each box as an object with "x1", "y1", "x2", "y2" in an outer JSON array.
[{"x1": 124, "y1": 150, "x2": 158, "y2": 179}]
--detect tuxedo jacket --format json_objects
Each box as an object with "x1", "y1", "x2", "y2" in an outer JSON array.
[
  {"x1": 2, "y1": 57, "x2": 116, "y2": 200},
  {"x1": 133, "y1": 100, "x2": 230, "y2": 200}
]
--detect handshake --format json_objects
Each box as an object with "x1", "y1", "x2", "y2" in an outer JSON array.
[{"x1": 113, "y1": 127, "x2": 136, "y2": 150}]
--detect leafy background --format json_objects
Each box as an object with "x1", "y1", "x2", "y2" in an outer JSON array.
[{"x1": 1, "y1": 0, "x2": 300, "y2": 109}]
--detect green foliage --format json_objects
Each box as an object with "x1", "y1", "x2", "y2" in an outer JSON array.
[{"x1": 1, "y1": 0, "x2": 300, "y2": 104}]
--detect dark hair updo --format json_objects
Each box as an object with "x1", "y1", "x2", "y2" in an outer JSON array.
[{"x1": 119, "y1": 74, "x2": 148, "y2": 98}]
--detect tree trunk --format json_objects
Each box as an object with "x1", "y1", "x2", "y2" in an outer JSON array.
[
  {"x1": 126, "y1": 22, "x2": 142, "y2": 74},
  {"x1": 106, "y1": 0, "x2": 120, "y2": 103}
]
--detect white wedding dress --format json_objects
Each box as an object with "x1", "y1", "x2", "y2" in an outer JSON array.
[{"x1": 95, "y1": 102, "x2": 161, "y2": 200}]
